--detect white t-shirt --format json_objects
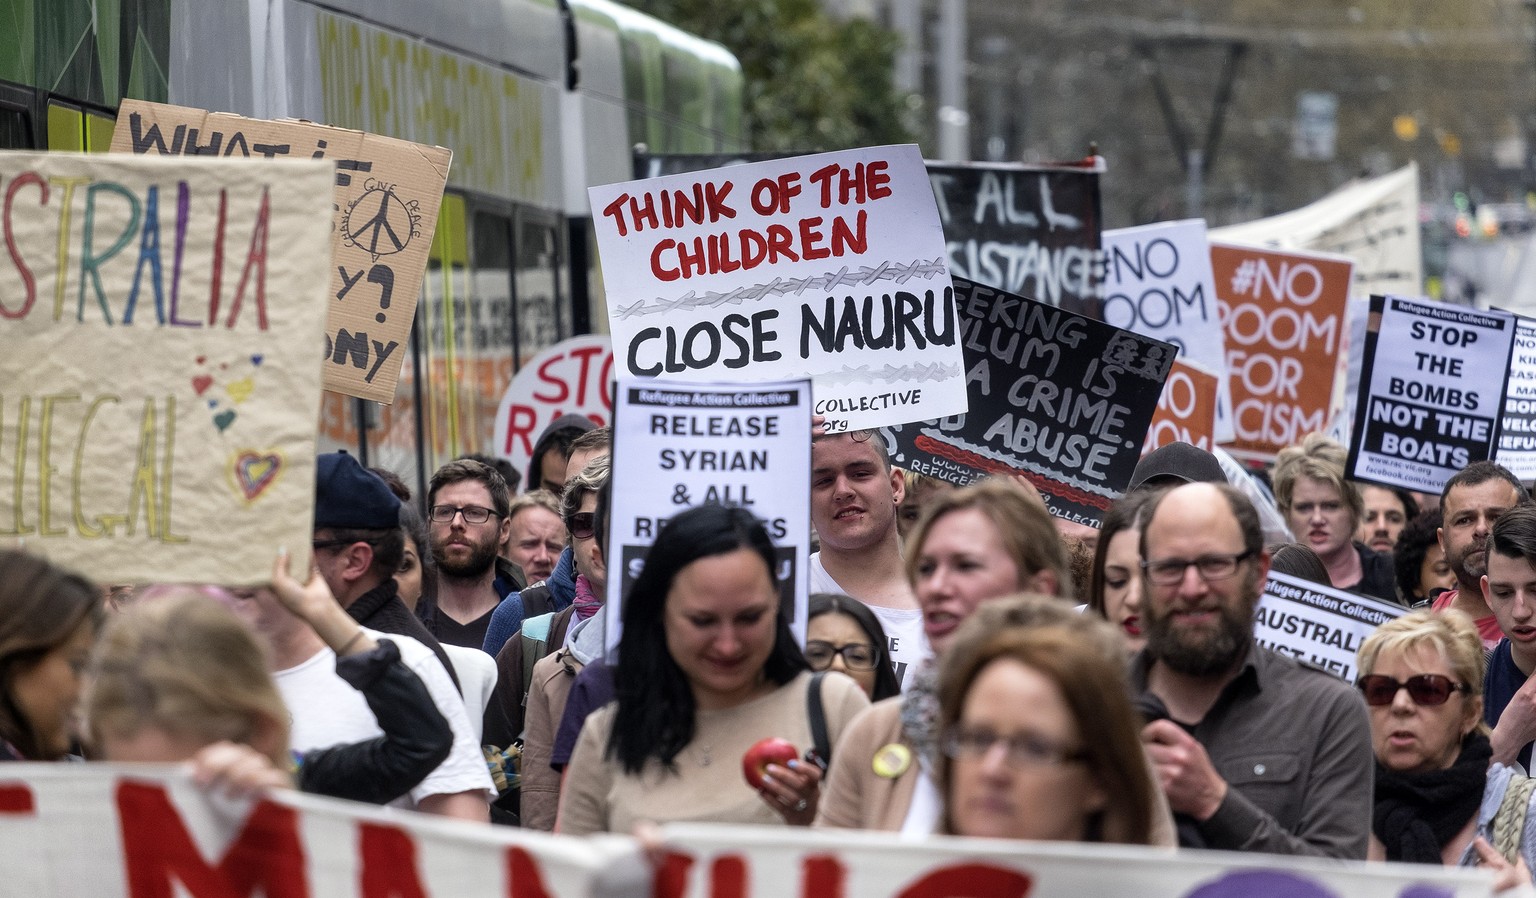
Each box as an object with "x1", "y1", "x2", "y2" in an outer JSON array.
[
  {"x1": 276, "y1": 630, "x2": 494, "y2": 808},
  {"x1": 809, "y1": 552, "x2": 931, "y2": 691}
]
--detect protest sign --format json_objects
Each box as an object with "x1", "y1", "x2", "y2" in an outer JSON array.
[
  {"x1": 656, "y1": 822, "x2": 1488, "y2": 898},
  {"x1": 606, "y1": 378, "x2": 810, "y2": 654},
  {"x1": 1212, "y1": 242, "x2": 1352, "y2": 462},
  {"x1": 887, "y1": 278, "x2": 1175, "y2": 527},
  {"x1": 1103, "y1": 219, "x2": 1232, "y2": 441},
  {"x1": 1212, "y1": 163, "x2": 1421, "y2": 300},
  {"x1": 109, "y1": 99, "x2": 452, "y2": 403},
  {"x1": 1143, "y1": 359, "x2": 1220, "y2": 455},
  {"x1": 1497, "y1": 316, "x2": 1536, "y2": 481},
  {"x1": 0, "y1": 151, "x2": 332, "y2": 585},
  {"x1": 492, "y1": 335, "x2": 614, "y2": 479},
  {"x1": 1348, "y1": 295, "x2": 1516, "y2": 494},
  {"x1": 927, "y1": 159, "x2": 1104, "y2": 318},
  {"x1": 0, "y1": 765, "x2": 648, "y2": 898},
  {"x1": 591, "y1": 146, "x2": 964, "y2": 433},
  {"x1": 1256, "y1": 572, "x2": 1406, "y2": 682}
]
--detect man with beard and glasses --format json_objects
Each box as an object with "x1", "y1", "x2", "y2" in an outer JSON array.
[
  {"x1": 1131, "y1": 482, "x2": 1372, "y2": 858},
  {"x1": 1433, "y1": 461, "x2": 1530, "y2": 650},
  {"x1": 427, "y1": 459, "x2": 514, "y2": 649}
]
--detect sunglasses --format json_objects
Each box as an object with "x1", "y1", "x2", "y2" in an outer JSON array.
[
  {"x1": 566, "y1": 511, "x2": 596, "y2": 540},
  {"x1": 1356, "y1": 674, "x2": 1468, "y2": 707}
]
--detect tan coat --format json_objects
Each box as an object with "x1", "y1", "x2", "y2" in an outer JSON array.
[
  {"x1": 520, "y1": 645, "x2": 583, "y2": 831},
  {"x1": 817, "y1": 698, "x2": 914, "y2": 831}
]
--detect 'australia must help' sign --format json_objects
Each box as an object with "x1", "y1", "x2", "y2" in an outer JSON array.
[{"x1": 590, "y1": 146, "x2": 966, "y2": 433}]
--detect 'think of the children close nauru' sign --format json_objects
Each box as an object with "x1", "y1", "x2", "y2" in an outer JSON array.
[{"x1": 591, "y1": 145, "x2": 968, "y2": 433}]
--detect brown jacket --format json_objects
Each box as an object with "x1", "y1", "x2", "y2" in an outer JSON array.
[{"x1": 520, "y1": 645, "x2": 584, "y2": 830}]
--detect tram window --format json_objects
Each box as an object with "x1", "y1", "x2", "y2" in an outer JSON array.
[
  {"x1": 468, "y1": 210, "x2": 517, "y2": 453},
  {"x1": 0, "y1": 106, "x2": 31, "y2": 149},
  {"x1": 515, "y1": 217, "x2": 565, "y2": 357}
]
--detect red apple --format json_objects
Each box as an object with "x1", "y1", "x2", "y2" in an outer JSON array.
[{"x1": 742, "y1": 737, "x2": 799, "y2": 791}]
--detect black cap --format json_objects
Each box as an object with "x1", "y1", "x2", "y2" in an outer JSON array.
[
  {"x1": 314, "y1": 451, "x2": 401, "y2": 529},
  {"x1": 1129, "y1": 442, "x2": 1227, "y2": 492}
]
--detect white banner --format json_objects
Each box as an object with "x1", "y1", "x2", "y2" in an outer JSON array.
[
  {"x1": 0, "y1": 765, "x2": 646, "y2": 897},
  {"x1": 656, "y1": 823, "x2": 1489, "y2": 898},
  {"x1": 1348, "y1": 296, "x2": 1517, "y2": 493},
  {"x1": 1103, "y1": 219, "x2": 1233, "y2": 441},
  {"x1": 0, "y1": 767, "x2": 1492, "y2": 898},
  {"x1": 1210, "y1": 163, "x2": 1421, "y2": 300},
  {"x1": 590, "y1": 146, "x2": 966, "y2": 433},
  {"x1": 492, "y1": 335, "x2": 615, "y2": 480},
  {"x1": 606, "y1": 379, "x2": 811, "y2": 654},
  {"x1": 1497, "y1": 317, "x2": 1536, "y2": 481},
  {"x1": 1256, "y1": 572, "x2": 1406, "y2": 682}
]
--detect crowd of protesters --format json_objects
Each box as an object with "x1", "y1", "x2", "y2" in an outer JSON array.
[{"x1": 10, "y1": 410, "x2": 1536, "y2": 891}]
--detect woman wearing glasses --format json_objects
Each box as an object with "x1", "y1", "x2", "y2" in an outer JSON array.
[
  {"x1": 936, "y1": 597, "x2": 1159, "y2": 844},
  {"x1": 805, "y1": 594, "x2": 901, "y2": 701},
  {"x1": 1357, "y1": 609, "x2": 1536, "y2": 889}
]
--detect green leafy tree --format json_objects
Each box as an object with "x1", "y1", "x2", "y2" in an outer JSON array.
[{"x1": 636, "y1": 0, "x2": 915, "y2": 152}]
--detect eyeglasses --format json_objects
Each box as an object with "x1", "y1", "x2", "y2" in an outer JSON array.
[
  {"x1": 1357, "y1": 674, "x2": 1469, "y2": 707},
  {"x1": 804, "y1": 640, "x2": 878, "y2": 671},
  {"x1": 941, "y1": 727, "x2": 1086, "y2": 768},
  {"x1": 566, "y1": 511, "x2": 596, "y2": 540},
  {"x1": 429, "y1": 505, "x2": 502, "y2": 525},
  {"x1": 1141, "y1": 550, "x2": 1255, "y2": 586}
]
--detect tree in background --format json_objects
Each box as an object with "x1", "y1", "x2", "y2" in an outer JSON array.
[{"x1": 636, "y1": 0, "x2": 916, "y2": 152}]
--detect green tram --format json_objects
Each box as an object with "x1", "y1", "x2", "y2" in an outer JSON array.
[{"x1": 1, "y1": 0, "x2": 744, "y2": 494}]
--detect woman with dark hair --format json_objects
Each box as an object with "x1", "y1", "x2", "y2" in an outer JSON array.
[
  {"x1": 0, "y1": 550, "x2": 103, "y2": 761},
  {"x1": 807, "y1": 594, "x2": 901, "y2": 701},
  {"x1": 1267, "y1": 542, "x2": 1332, "y2": 587},
  {"x1": 557, "y1": 505, "x2": 869, "y2": 834},
  {"x1": 397, "y1": 502, "x2": 435, "y2": 615},
  {"x1": 1395, "y1": 510, "x2": 1455, "y2": 607},
  {"x1": 1087, "y1": 489, "x2": 1159, "y2": 653}
]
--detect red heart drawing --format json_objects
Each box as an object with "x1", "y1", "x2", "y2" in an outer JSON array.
[
  {"x1": 192, "y1": 375, "x2": 214, "y2": 396},
  {"x1": 232, "y1": 451, "x2": 283, "y2": 501}
]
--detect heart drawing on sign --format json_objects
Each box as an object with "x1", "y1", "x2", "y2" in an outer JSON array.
[
  {"x1": 192, "y1": 375, "x2": 214, "y2": 396},
  {"x1": 213, "y1": 410, "x2": 237, "y2": 432},
  {"x1": 232, "y1": 451, "x2": 283, "y2": 502}
]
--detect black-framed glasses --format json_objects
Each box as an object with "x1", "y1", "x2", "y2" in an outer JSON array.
[
  {"x1": 429, "y1": 504, "x2": 502, "y2": 525},
  {"x1": 941, "y1": 727, "x2": 1087, "y2": 768},
  {"x1": 804, "y1": 640, "x2": 878, "y2": 671},
  {"x1": 1141, "y1": 550, "x2": 1255, "y2": 586},
  {"x1": 1357, "y1": 674, "x2": 1469, "y2": 707},
  {"x1": 566, "y1": 511, "x2": 596, "y2": 540}
]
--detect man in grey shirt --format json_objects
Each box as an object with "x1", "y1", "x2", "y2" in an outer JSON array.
[{"x1": 1131, "y1": 481, "x2": 1372, "y2": 858}]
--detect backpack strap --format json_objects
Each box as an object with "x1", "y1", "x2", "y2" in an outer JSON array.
[
  {"x1": 1493, "y1": 772, "x2": 1536, "y2": 864},
  {"x1": 807, "y1": 671, "x2": 831, "y2": 768},
  {"x1": 518, "y1": 612, "x2": 557, "y2": 714}
]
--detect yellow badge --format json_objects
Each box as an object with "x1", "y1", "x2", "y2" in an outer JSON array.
[{"x1": 872, "y1": 743, "x2": 912, "y2": 779}]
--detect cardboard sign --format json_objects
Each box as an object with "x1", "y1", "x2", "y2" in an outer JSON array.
[
  {"x1": 657, "y1": 823, "x2": 1488, "y2": 898},
  {"x1": 0, "y1": 151, "x2": 332, "y2": 585},
  {"x1": 1103, "y1": 220, "x2": 1233, "y2": 441},
  {"x1": 1497, "y1": 316, "x2": 1536, "y2": 481},
  {"x1": 591, "y1": 146, "x2": 965, "y2": 432},
  {"x1": 605, "y1": 379, "x2": 811, "y2": 654},
  {"x1": 886, "y1": 278, "x2": 1175, "y2": 527},
  {"x1": 492, "y1": 335, "x2": 615, "y2": 481},
  {"x1": 1212, "y1": 242, "x2": 1352, "y2": 462},
  {"x1": 109, "y1": 99, "x2": 452, "y2": 403},
  {"x1": 1143, "y1": 359, "x2": 1220, "y2": 455},
  {"x1": 1348, "y1": 295, "x2": 1516, "y2": 493},
  {"x1": 0, "y1": 765, "x2": 648, "y2": 897},
  {"x1": 1211, "y1": 163, "x2": 1422, "y2": 301},
  {"x1": 927, "y1": 160, "x2": 1104, "y2": 318},
  {"x1": 1256, "y1": 572, "x2": 1406, "y2": 682}
]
